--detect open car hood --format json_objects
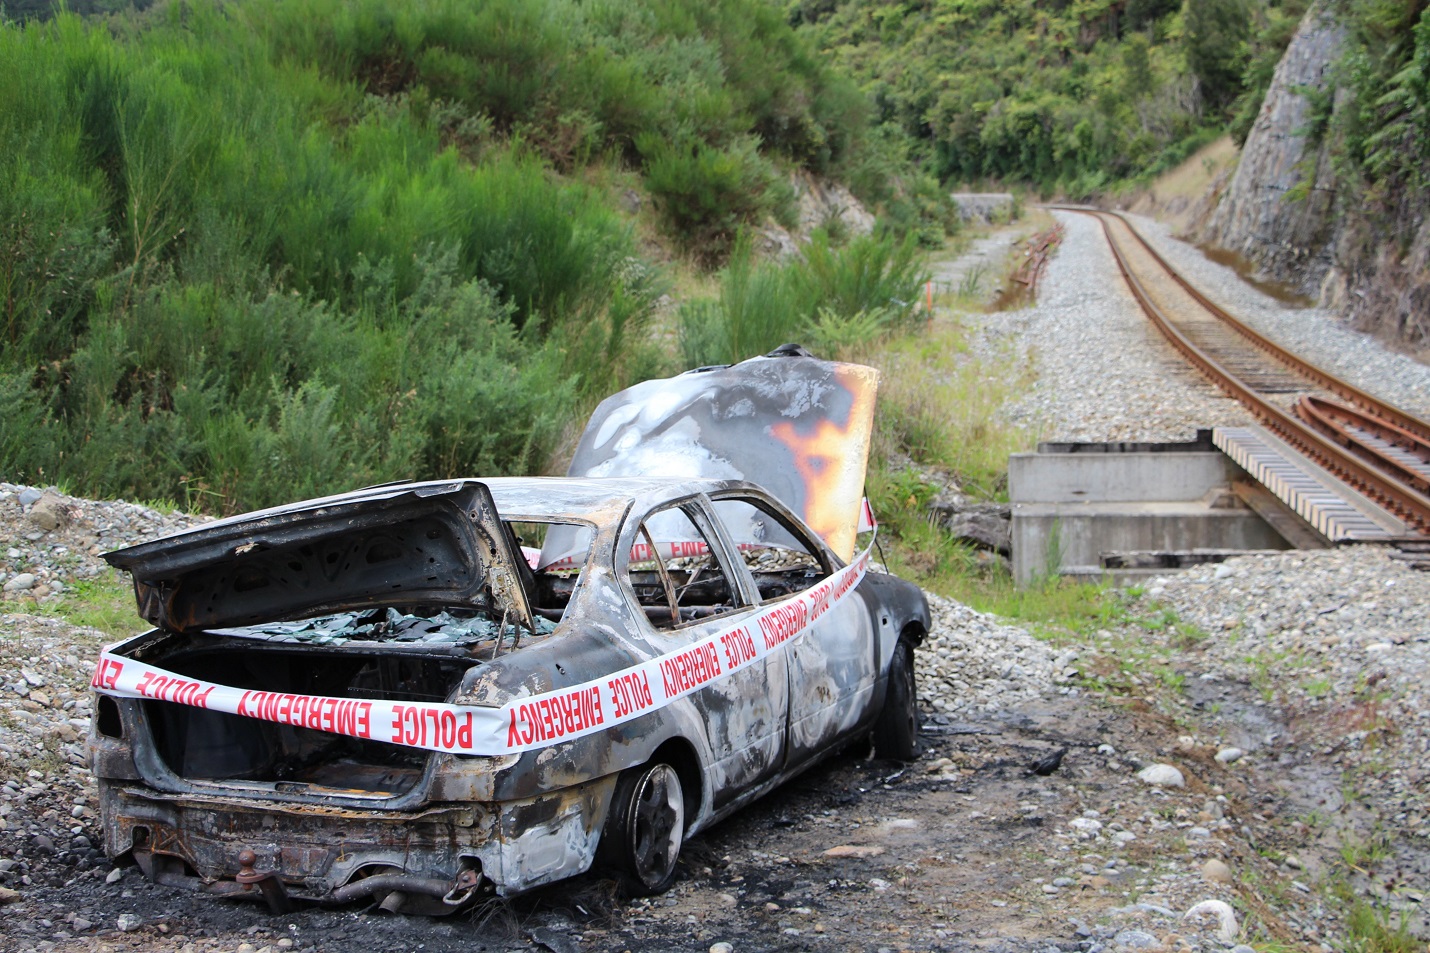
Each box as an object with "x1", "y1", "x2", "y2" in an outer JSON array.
[
  {"x1": 103, "y1": 481, "x2": 534, "y2": 635},
  {"x1": 563, "y1": 349, "x2": 877, "y2": 560}
]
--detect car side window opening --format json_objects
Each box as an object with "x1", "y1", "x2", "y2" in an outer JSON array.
[
  {"x1": 626, "y1": 504, "x2": 737, "y2": 630},
  {"x1": 508, "y1": 520, "x2": 594, "y2": 623},
  {"x1": 710, "y1": 497, "x2": 830, "y2": 602}
]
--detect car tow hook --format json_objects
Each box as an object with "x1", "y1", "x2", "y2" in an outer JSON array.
[
  {"x1": 443, "y1": 867, "x2": 483, "y2": 906},
  {"x1": 236, "y1": 848, "x2": 291, "y2": 914}
]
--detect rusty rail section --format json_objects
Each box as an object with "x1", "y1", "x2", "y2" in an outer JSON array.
[
  {"x1": 992, "y1": 225, "x2": 1064, "y2": 312},
  {"x1": 1010, "y1": 225, "x2": 1064, "y2": 291},
  {"x1": 1098, "y1": 209, "x2": 1430, "y2": 445},
  {"x1": 1061, "y1": 207, "x2": 1430, "y2": 534}
]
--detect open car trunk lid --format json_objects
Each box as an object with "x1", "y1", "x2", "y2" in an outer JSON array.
[{"x1": 104, "y1": 480, "x2": 534, "y2": 636}]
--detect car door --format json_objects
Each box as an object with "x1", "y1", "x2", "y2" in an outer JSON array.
[
  {"x1": 709, "y1": 494, "x2": 878, "y2": 767},
  {"x1": 622, "y1": 500, "x2": 786, "y2": 807}
]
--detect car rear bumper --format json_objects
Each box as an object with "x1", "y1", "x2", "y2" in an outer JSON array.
[{"x1": 99, "y1": 773, "x2": 616, "y2": 910}]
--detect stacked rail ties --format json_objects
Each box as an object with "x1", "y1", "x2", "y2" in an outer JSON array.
[{"x1": 1057, "y1": 207, "x2": 1430, "y2": 552}]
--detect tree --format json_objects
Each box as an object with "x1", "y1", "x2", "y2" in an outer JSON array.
[{"x1": 1184, "y1": 0, "x2": 1253, "y2": 111}]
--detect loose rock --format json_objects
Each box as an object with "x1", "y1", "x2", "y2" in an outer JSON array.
[
  {"x1": 1135, "y1": 764, "x2": 1185, "y2": 788},
  {"x1": 1184, "y1": 900, "x2": 1239, "y2": 942},
  {"x1": 3, "y1": 573, "x2": 36, "y2": 592},
  {"x1": 822, "y1": 844, "x2": 885, "y2": 858},
  {"x1": 1201, "y1": 859, "x2": 1234, "y2": 885}
]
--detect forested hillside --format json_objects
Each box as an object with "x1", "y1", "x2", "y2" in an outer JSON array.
[
  {"x1": 8, "y1": 0, "x2": 1426, "y2": 516},
  {"x1": 794, "y1": 0, "x2": 1309, "y2": 194},
  {"x1": 0, "y1": 0, "x2": 937, "y2": 512}
]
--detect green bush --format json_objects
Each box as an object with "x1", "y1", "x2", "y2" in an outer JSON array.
[
  {"x1": 11, "y1": 250, "x2": 578, "y2": 513},
  {"x1": 0, "y1": 17, "x2": 116, "y2": 364},
  {"x1": 639, "y1": 134, "x2": 784, "y2": 262},
  {"x1": 793, "y1": 230, "x2": 927, "y2": 323},
  {"x1": 677, "y1": 234, "x2": 804, "y2": 365},
  {"x1": 0, "y1": 370, "x2": 57, "y2": 485}
]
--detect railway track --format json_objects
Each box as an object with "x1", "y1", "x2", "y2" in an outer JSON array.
[{"x1": 1055, "y1": 207, "x2": 1430, "y2": 536}]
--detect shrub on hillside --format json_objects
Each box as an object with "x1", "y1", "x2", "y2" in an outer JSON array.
[
  {"x1": 9, "y1": 250, "x2": 577, "y2": 513},
  {"x1": 639, "y1": 134, "x2": 787, "y2": 262}
]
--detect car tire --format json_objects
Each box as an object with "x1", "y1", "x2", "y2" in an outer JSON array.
[
  {"x1": 600, "y1": 761, "x2": 685, "y2": 896},
  {"x1": 873, "y1": 639, "x2": 920, "y2": 761}
]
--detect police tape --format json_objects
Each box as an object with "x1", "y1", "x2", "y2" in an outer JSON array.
[{"x1": 91, "y1": 549, "x2": 871, "y2": 757}]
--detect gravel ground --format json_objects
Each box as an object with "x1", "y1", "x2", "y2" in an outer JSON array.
[
  {"x1": 919, "y1": 596, "x2": 1061, "y2": 716},
  {"x1": 956, "y1": 211, "x2": 1430, "y2": 946},
  {"x1": 927, "y1": 227, "x2": 1025, "y2": 299},
  {"x1": 0, "y1": 483, "x2": 1334, "y2": 953},
  {"x1": 974, "y1": 211, "x2": 1255, "y2": 443},
  {"x1": 1146, "y1": 544, "x2": 1430, "y2": 845}
]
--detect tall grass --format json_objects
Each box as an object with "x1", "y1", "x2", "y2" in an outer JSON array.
[
  {"x1": 793, "y1": 229, "x2": 925, "y2": 318},
  {"x1": 677, "y1": 229, "x2": 930, "y2": 367},
  {"x1": 873, "y1": 328, "x2": 1034, "y2": 499}
]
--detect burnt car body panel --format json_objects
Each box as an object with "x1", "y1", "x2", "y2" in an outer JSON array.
[{"x1": 89, "y1": 355, "x2": 930, "y2": 910}]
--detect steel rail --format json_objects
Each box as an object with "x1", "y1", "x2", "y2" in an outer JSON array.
[
  {"x1": 1074, "y1": 209, "x2": 1430, "y2": 533},
  {"x1": 1295, "y1": 396, "x2": 1430, "y2": 495},
  {"x1": 1090, "y1": 208, "x2": 1430, "y2": 445}
]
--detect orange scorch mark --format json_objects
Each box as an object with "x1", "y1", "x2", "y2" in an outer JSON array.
[{"x1": 769, "y1": 365, "x2": 878, "y2": 559}]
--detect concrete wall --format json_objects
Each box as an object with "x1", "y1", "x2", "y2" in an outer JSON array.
[
  {"x1": 950, "y1": 193, "x2": 1015, "y2": 223},
  {"x1": 1009, "y1": 449, "x2": 1289, "y2": 585},
  {"x1": 1008, "y1": 451, "x2": 1238, "y2": 503}
]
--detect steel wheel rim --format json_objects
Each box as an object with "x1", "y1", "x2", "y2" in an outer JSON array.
[{"x1": 630, "y1": 764, "x2": 683, "y2": 886}]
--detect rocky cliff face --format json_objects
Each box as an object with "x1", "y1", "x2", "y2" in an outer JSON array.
[
  {"x1": 1324, "y1": 173, "x2": 1430, "y2": 351},
  {"x1": 1201, "y1": 3, "x2": 1344, "y2": 298}
]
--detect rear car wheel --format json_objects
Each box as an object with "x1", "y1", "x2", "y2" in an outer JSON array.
[
  {"x1": 873, "y1": 640, "x2": 920, "y2": 761},
  {"x1": 600, "y1": 761, "x2": 685, "y2": 895}
]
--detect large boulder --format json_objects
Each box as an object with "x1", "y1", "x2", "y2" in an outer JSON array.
[{"x1": 930, "y1": 501, "x2": 1011, "y2": 556}]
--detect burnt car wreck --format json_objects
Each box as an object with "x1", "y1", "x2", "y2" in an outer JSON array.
[{"x1": 87, "y1": 350, "x2": 930, "y2": 915}]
